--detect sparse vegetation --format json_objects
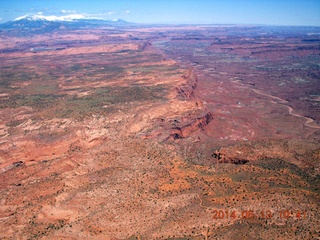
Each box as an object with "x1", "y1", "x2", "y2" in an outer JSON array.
[{"x1": 0, "y1": 24, "x2": 319, "y2": 240}]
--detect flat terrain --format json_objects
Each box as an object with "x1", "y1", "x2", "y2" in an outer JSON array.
[{"x1": 0, "y1": 24, "x2": 319, "y2": 239}]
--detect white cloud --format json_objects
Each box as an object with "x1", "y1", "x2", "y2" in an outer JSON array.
[
  {"x1": 108, "y1": 11, "x2": 116, "y2": 15},
  {"x1": 61, "y1": 10, "x2": 77, "y2": 14},
  {"x1": 125, "y1": 10, "x2": 131, "y2": 14},
  {"x1": 37, "y1": 12, "x2": 43, "y2": 15}
]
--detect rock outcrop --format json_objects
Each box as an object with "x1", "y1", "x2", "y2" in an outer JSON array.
[
  {"x1": 175, "y1": 69, "x2": 198, "y2": 98},
  {"x1": 167, "y1": 112, "x2": 213, "y2": 140}
]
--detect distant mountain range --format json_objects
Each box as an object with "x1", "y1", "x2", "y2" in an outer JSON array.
[{"x1": 0, "y1": 15, "x2": 132, "y2": 33}]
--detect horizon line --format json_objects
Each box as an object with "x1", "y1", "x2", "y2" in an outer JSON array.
[{"x1": 1, "y1": 15, "x2": 320, "y2": 28}]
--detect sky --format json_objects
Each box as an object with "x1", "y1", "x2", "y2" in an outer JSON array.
[{"x1": 0, "y1": 0, "x2": 319, "y2": 26}]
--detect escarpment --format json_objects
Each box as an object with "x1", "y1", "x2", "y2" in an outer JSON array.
[
  {"x1": 138, "y1": 41, "x2": 152, "y2": 51},
  {"x1": 165, "y1": 68, "x2": 213, "y2": 140},
  {"x1": 175, "y1": 69, "x2": 198, "y2": 98},
  {"x1": 211, "y1": 139, "x2": 320, "y2": 172},
  {"x1": 167, "y1": 112, "x2": 213, "y2": 140}
]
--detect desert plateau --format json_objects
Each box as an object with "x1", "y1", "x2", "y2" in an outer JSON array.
[{"x1": 0, "y1": 18, "x2": 319, "y2": 239}]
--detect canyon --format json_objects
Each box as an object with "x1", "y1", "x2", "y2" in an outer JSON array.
[{"x1": 0, "y1": 22, "x2": 319, "y2": 239}]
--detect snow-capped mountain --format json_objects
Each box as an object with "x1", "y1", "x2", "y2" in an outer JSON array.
[
  {"x1": 0, "y1": 14, "x2": 130, "y2": 33},
  {"x1": 14, "y1": 14, "x2": 105, "y2": 22}
]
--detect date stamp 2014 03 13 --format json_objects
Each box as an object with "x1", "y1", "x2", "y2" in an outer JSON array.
[{"x1": 213, "y1": 209, "x2": 307, "y2": 220}]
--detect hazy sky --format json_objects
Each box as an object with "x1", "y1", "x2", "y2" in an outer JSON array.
[{"x1": 0, "y1": 0, "x2": 319, "y2": 26}]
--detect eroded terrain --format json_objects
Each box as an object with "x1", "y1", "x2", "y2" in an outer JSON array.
[{"x1": 0, "y1": 25, "x2": 319, "y2": 239}]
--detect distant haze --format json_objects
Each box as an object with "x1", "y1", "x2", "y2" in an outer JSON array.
[{"x1": 0, "y1": 0, "x2": 320, "y2": 26}]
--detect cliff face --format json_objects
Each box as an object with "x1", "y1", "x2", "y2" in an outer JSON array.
[
  {"x1": 175, "y1": 69, "x2": 198, "y2": 98},
  {"x1": 165, "y1": 68, "x2": 214, "y2": 140},
  {"x1": 212, "y1": 139, "x2": 320, "y2": 173},
  {"x1": 168, "y1": 112, "x2": 213, "y2": 140},
  {"x1": 138, "y1": 42, "x2": 152, "y2": 51}
]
